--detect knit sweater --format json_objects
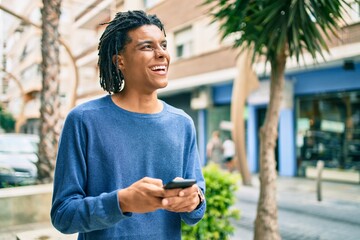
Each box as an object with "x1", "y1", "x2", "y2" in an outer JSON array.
[{"x1": 51, "y1": 95, "x2": 206, "y2": 240}]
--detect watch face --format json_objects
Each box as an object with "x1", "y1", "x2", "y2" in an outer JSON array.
[
  {"x1": 198, "y1": 187, "x2": 205, "y2": 202},
  {"x1": 195, "y1": 187, "x2": 205, "y2": 210}
]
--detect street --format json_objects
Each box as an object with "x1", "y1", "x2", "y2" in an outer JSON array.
[{"x1": 230, "y1": 177, "x2": 360, "y2": 240}]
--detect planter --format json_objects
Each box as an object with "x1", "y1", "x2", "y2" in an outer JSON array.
[{"x1": 0, "y1": 184, "x2": 52, "y2": 228}]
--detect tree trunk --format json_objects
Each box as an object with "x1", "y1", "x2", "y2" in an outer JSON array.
[
  {"x1": 37, "y1": 0, "x2": 62, "y2": 183},
  {"x1": 231, "y1": 48, "x2": 259, "y2": 186},
  {"x1": 254, "y1": 49, "x2": 286, "y2": 240}
]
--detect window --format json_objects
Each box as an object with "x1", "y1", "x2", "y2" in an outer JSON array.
[
  {"x1": 21, "y1": 64, "x2": 40, "y2": 81},
  {"x1": 29, "y1": 8, "x2": 41, "y2": 25},
  {"x1": 20, "y1": 45, "x2": 28, "y2": 62},
  {"x1": 19, "y1": 35, "x2": 39, "y2": 62},
  {"x1": 174, "y1": 27, "x2": 193, "y2": 60},
  {"x1": 143, "y1": 0, "x2": 161, "y2": 9},
  {"x1": 296, "y1": 91, "x2": 360, "y2": 173}
]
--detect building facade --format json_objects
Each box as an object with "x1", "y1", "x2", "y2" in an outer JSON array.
[
  {"x1": 1, "y1": 0, "x2": 360, "y2": 183},
  {"x1": 149, "y1": 0, "x2": 360, "y2": 183}
]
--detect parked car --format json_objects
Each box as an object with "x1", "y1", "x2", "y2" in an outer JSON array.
[{"x1": 0, "y1": 133, "x2": 39, "y2": 187}]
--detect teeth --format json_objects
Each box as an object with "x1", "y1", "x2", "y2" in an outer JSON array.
[{"x1": 151, "y1": 66, "x2": 166, "y2": 70}]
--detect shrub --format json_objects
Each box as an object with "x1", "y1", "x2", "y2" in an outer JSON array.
[
  {"x1": 0, "y1": 106, "x2": 15, "y2": 133},
  {"x1": 182, "y1": 163, "x2": 240, "y2": 240}
]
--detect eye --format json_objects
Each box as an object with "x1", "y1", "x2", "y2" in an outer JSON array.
[
  {"x1": 142, "y1": 44, "x2": 153, "y2": 50},
  {"x1": 161, "y1": 42, "x2": 167, "y2": 50}
]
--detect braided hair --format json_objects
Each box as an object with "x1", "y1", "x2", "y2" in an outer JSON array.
[{"x1": 98, "y1": 10, "x2": 166, "y2": 93}]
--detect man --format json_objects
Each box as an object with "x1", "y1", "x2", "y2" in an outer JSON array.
[{"x1": 51, "y1": 10, "x2": 206, "y2": 240}]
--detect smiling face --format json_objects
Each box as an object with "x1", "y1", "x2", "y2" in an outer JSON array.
[{"x1": 115, "y1": 24, "x2": 170, "y2": 94}]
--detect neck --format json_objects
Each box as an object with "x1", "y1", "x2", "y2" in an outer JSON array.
[{"x1": 111, "y1": 92, "x2": 162, "y2": 114}]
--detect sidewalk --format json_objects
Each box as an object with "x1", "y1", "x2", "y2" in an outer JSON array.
[
  {"x1": 230, "y1": 175, "x2": 360, "y2": 240},
  {"x1": 1, "y1": 176, "x2": 359, "y2": 240},
  {"x1": 0, "y1": 222, "x2": 76, "y2": 240}
]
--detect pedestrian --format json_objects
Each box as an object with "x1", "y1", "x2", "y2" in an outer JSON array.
[
  {"x1": 50, "y1": 10, "x2": 205, "y2": 240},
  {"x1": 206, "y1": 130, "x2": 223, "y2": 165},
  {"x1": 222, "y1": 135, "x2": 236, "y2": 172}
]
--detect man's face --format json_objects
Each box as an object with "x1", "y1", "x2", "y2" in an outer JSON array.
[{"x1": 117, "y1": 24, "x2": 170, "y2": 94}]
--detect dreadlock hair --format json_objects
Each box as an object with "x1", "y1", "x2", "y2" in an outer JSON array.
[{"x1": 98, "y1": 10, "x2": 166, "y2": 93}]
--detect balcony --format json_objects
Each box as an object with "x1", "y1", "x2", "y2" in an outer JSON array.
[
  {"x1": 329, "y1": 22, "x2": 360, "y2": 47},
  {"x1": 73, "y1": 0, "x2": 115, "y2": 30}
]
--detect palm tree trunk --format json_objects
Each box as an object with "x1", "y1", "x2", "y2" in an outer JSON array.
[
  {"x1": 37, "y1": 0, "x2": 62, "y2": 183},
  {"x1": 254, "y1": 49, "x2": 286, "y2": 240}
]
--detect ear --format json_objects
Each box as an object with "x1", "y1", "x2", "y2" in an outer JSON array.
[{"x1": 112, "y1": 54, "x2": 125, "y2": 70}]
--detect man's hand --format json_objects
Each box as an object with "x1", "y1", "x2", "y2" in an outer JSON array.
[
  {"x1": 118, "y1": 177, "x2": 166, "y2": 213},
  {"x1": 117, "y1": 177, "x2": 201, "y2": 214},
  {"x1": 162, "y1": 184, "x2": 200, "y2": 212}
]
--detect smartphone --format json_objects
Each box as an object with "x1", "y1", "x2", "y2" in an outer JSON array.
[{"x1": 164, "y1": 179, "x2": 196, "y2": 189}]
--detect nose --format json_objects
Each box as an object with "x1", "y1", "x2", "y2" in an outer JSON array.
[{"x1": 155, "y1": 46, "x2": 167, "y2": 59}]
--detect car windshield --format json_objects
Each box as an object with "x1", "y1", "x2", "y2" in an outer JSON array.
[{"x1": 0, "y1": 136, "x2": 38, "y2": 153}]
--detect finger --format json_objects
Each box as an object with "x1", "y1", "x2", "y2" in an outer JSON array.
[
  {"x1": 173, "y1": 177, "x2": 184, "y2": 180},
  {"x1": 162, "y1": 192, "x2": 198, "y2": 211},
  {"x1": 132, "y1": 180, "x2": 165, "y2": 198},
  {"x1": 141, "y1": 177, "x2": 163, "y2": 187},
  {"x1": 166, "y1": 201, "x2": 197, "y2": 212},
  {"x1": 176, "y1": 194, "x2": 199, "y2": 212},
  {"x1": 178, "y1": 185, "x2": 198, "y2": 197},
  {"x1": 145, "y1": 183, "x2": 166, "y2": 198},
  {"x1": 175, "y1": 204, "x2": 197, "y2": 212},
  {"x1": 163, "y1": 188, "x2": 182, "y2": 198}
]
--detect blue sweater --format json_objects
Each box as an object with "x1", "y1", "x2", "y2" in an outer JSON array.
[{"x1": 51, "y1": 95, "x2": 206, "y2": 240}]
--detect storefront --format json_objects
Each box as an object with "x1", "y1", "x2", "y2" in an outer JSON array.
[
  {"x1": 293, "y1": 62, "x2": 360, "y2": 183},
  {"x1": 297, "y1": 91, "x2": 360, "y2": 167},
  {"x1": 208, "y1": 62, "x2": 360, "y2": 183}
]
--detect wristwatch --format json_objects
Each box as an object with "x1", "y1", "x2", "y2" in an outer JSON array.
[{"x1": 196, "y1": 187, "x2": 205, "y2": 209}]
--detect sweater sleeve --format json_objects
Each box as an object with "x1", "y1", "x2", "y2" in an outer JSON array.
[
  {"x1": 50, "y1": 109, "x2": 131, "y2": 234},
  {"x1": 180, "y1": 187, "x2": 206, "y2": 226},
  {"x1": 180, "y1": 121, "x2": 206, "y2": 225}
]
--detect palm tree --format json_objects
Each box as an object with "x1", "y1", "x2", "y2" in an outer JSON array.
[
  {"x1": 37, "y1": 0, "x2": 62, "y2": 183},
  {"x1": 203, "y1": 0, "x2": 351, "y2": 239}
]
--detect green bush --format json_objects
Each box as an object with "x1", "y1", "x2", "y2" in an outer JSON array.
[
  {"x1": 182, "y1": 163, "x2": 240, "y2": 240},
  {"x1": 0, "y1": 106, "x2": 15, "y2": 133}
]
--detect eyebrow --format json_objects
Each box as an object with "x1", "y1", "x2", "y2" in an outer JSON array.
[{"x1": 136, "y1": 39, "x2": 167, "y2": 47}]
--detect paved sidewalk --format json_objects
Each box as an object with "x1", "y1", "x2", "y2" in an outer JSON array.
[
  {"x1": 0, "y1": 222, "x2": 77, "y2": 240},
  {"x1": 230, "y1": 175, "x2": 360, "y2": 240},
  {"x1": 1, "y1": 175, "x2": 359, "y2": 239}
]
